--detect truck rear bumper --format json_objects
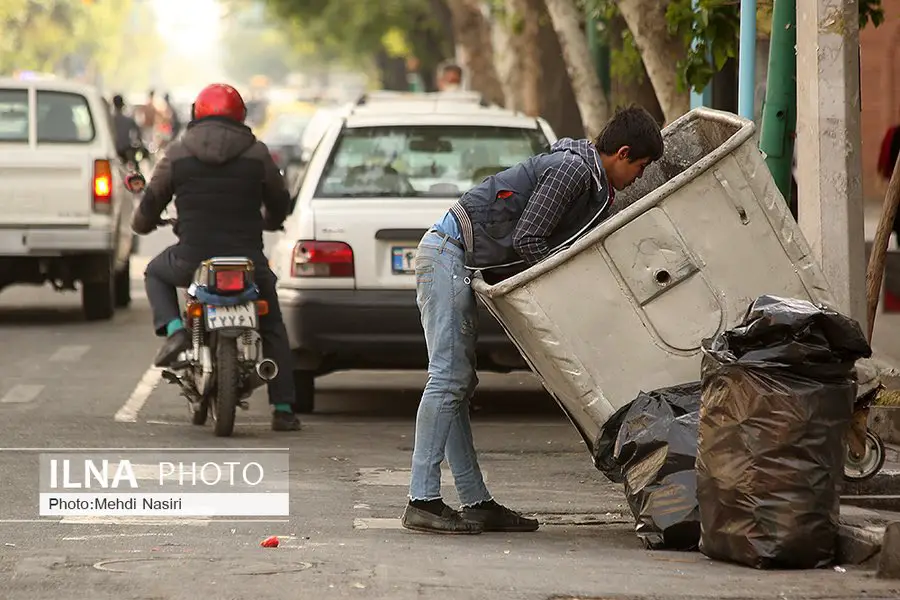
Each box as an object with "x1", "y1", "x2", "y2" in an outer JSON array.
[{"x1": 0, "y1": 228, "x2": 113, "y2": 256}]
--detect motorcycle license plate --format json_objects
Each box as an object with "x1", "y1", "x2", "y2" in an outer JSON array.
[{"x1": 206, "y1": 303, "x2": 257, "y2": 330}]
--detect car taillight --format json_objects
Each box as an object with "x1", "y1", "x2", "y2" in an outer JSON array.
[
  {"x1": 291, "y1": 241, "x2": 354, "y2": 277},
  {"x1": 885, "y1": 288, "x2": 900, "y2": 313},
  {"x1": 215, "y1": 270, "x2": 245, "y2": 291},
  {"x1": 93, "y1": 159, "x2": 112, "y2": 213}
]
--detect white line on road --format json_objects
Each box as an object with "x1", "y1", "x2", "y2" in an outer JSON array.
[
  {"x1": 353, "y1": 518, "x2": 403, "y2": 530},
  {"x1": 59, "y1": 516, "x2": 211, "y2": 526},
  {"x1": 115, "y1": 365, "x2": 163, "y2": 422},
  {"x1": 0, "y1": 384, "x2": 44, "y2": 404},
  {"x1": 62, "y1": 532, "x2": 174, "y2": 541},
  {"x1": 49, "y1": 345, "x2": 91, "y2": 362}
]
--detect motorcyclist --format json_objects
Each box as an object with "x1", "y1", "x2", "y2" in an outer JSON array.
[
  {"x1": 130, "y1": 83, "x2": 301, "y2": 432},
  {"x1": 111, "y1": 94, "x2": 145, "y2": 165}
]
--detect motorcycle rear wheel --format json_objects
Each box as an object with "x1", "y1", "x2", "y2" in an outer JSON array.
[
  {"x1": 213, "y1": 340, "x2": 239, "y2": 437},
  {"x1": 844, "y1": 430, "x2": 886, "y2": 481}
]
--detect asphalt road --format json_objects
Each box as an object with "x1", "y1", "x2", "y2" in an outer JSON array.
[{"x1": 0, "y1": 229, "x2": 899, "y2": 599}]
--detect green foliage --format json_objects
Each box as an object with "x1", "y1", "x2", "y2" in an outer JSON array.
[
  {"x1": 860, "y1": 0, "x2": 884, "y2": 28},
  {"x1": 0, "y1": 0, "x2": 161, "y2": 90},
  {"x1": 262, "y1": 0, "x2": 451, "y2": 70},
  {"x1": 221, "y1": 6, "x2": 308, "y2": 84},
  {"x1": 585, "y1": 0, "x2": 887, "y2": 96},
  {"x1": 665, "y1": 0, "x2": 739, "y2": 94}
]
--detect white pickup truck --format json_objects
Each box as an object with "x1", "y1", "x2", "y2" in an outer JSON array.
[{"x1": 0, "y1": 77, "x2": 135, "y2": 320}]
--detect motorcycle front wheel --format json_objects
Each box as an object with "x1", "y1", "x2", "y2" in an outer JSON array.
[{"x1": 212, "y1": 340, "x2": 239, "y2": 437}]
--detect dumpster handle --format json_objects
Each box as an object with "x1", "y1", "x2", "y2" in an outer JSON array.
[{"x1": 713, "y1": 169, "x2": 750, "y2": 224}]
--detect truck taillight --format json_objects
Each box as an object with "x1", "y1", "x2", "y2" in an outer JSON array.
[
  {"x1": 93, "y1": 159, "x2": 112, "y2": 214},
  {"x1": 291, "y1": 241, "x2": 354, "y2": 278}
]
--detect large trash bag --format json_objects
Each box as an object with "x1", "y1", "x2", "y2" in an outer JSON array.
[
  {"x1": 697, "y1": 295, "x2": 872, "y2": 569},
  {"x1": 605, "y1": 382, "x2": 703, "y2": 550}
]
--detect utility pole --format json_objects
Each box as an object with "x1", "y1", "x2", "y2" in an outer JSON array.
[
  {"x1": 796, "y1": 0, "x2": 867, "y2": 325},
  {"x1": 737, "y1": 0, "x2": 757, "y2": 119},
  {"x1": 758, "y1": 0, "x2": 796, "y2": 209}
]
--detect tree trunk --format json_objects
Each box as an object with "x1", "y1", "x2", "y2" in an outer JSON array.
[
  {"x1": 444, "y1": 0, "x2": 505, "y2": 106},
  {"x1": 510, "y1": 0, "x2": 542, "y2": 116},
  {"x1": 491, "y1": 3, "x2": 522, "y2": 110},
  {"x1": 535, "y1": 0, "x2": 583, "y2": 137},
  {"x1": 616, "y1": 0, "x2": 689, "y2": 124},
  {"x1": 375, "y1": 50, "x2": 409, "y2": 91},
  {"x1": 608, "y1": 14, "x2": 664, "y2": 124},
  {"x1": 543, "y1": 0, "x2": 609, "y2": 138}
]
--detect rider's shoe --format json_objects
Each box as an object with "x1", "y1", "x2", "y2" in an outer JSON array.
[
  {"x1": 154, "y1": 329, "x2": 192, "y2": 367},
  {"x1": 272, "y1": 410, "x2": 301, "y2": 431}
]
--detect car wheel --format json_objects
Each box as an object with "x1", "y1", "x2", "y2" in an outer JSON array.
[
  {"x1": 114, "y1": 258, "x2": 131, "y2": 308},
  {"x1": 82, "y1": 256, "x2": 115, "y2": 321},
  {"x1": 292, "y1": 370, "x2": 315, "y2": 414}
]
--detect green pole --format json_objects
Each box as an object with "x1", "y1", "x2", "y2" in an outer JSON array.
[
  {"x1": 586, "y1": 14, "x2": 611, "y2": 96},
  {"x1": 758, "y1": 0, "x2": 797, "y2": 211}
]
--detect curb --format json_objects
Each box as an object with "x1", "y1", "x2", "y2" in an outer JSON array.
[{"x1": 838, "y1": 522, "x2": 883, "y2": 565}]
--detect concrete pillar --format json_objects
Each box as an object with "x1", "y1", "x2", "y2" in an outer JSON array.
[{"x1": 796, "y1": 0, "x2": 867, "y2": 325}]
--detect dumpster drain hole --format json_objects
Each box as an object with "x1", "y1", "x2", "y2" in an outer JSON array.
[{"x1": 654, "y1": 269, "x2": 671, "y2": 286}]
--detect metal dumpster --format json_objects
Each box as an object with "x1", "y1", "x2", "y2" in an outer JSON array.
[{"x1": 472, "y1": 107, "x2": 838, "y2": 453}]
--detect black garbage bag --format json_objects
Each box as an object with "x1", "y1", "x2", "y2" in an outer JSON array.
[
  {"x1": 607, "y1": 382, "x2": 703, "y2": 550},
  {"x1": 697, "y1": 295, "x2": 872, "y2": 569}
]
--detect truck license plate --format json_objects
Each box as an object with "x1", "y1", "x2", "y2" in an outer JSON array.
[{"x1": 206, "y1": 303, "x2": 257, "y2": 330}]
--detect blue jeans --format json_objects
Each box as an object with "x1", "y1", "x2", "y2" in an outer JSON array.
[{"x1": 408, "y1": 231, "x2": 492, "y2": 507}]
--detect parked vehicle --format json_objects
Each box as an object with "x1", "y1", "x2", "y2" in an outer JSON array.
[
  {"x1": 0, "y1": 76, "x2": 135, "y2": 319},
  {"x1": 270, "y1": 91, "x2": 557, "y2": 413}
]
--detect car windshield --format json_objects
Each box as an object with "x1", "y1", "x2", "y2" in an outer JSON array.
[{"x1": 314, "y1": 125, "x2": 550, "y2": 198}]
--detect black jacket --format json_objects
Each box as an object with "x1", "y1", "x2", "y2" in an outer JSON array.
[{"x1": 132, "y1": 117, "x2": 290, "y2": 260}]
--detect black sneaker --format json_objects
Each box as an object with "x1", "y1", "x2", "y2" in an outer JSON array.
[
  {"x1": 272, "y1": 410, "x2": 301, "y2": 431},
  {"x1": 401, "y1": 502, "x2": 483, "y2": 535},
  {"x1": 461, "y1": 500, "x2": 539, "y2": 532},
  {"x1": 154, "y1": 328, "x2": 192, "y2": 367}
]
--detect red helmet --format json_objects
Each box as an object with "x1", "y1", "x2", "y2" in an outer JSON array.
[{"x1": 191, "y1": 83, "x2": 246, "y2": 123}]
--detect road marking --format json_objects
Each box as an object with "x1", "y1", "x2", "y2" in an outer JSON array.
[
  {"x1": 0, "y1": 384, "x2": 44, "y2": 404},
  {"x1": 63, "y1": 532, "x2": 174, "y2": 541},
  {"x1": 49, "y1": 345, "x2": 90, "y2": 362},
  {"x1": 356, "y1": 467, "x2": 486, "y2": 487},
  {"x1": 353, "y1": 518, "x2": 403, "y2": 530},
  {"x1": 59, "y1": 516, "x2": 210, "y2": 526},
  {"x1": 115, "y1": 365, "x2": 163, "y2": 422}
]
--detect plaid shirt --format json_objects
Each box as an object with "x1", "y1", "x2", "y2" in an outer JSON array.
[{"x1": 512, "y1": 156, "x2": 612, "y2": 265}]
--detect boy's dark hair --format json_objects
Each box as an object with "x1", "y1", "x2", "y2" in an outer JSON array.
[{"x1": 593, "y1": 105, "x2": 664, "y2": 162}]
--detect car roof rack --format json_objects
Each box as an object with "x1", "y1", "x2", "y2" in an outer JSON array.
[{"x1": 354, "y1": 90, "x2": 489, "y2": 107}]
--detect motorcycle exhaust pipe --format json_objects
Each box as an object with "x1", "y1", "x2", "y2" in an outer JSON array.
[{"x1": 256, "y1": 358, "x2": 279, "y2": 381}]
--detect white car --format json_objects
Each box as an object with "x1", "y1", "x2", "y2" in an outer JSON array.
[
  {"x1": 271, "y1": 92, "x2": 558, "y2": 412},
  {"x1": 0, "y1": 76, "x2": 134, "y2": 320}
]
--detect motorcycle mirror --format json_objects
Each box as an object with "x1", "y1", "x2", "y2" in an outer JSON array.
[{"x1": 125, "y1": 173, "x2": 146, "y2": 193}]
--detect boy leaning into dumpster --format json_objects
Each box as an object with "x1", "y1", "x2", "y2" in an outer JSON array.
[{"x1": 402, "y1": 104, "x2": 665, "y2": 534}]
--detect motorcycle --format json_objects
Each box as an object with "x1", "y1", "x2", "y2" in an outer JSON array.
[
  {"x1": 126, "y1": 174, "x2": 278, "y2": 437},
  {"x1": 844, "y1": 359, "x2": 887, "y2": 481}
]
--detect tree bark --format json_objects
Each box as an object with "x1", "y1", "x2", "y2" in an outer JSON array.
[
  {"x1": 444, "y1": 0, "x2": 505, "y2": 106},
  {"x1": 535, "y1": 0, "x2": 583, "y2": 137},
  {"x1": 491, "y1": 3, "x2": 522, "y2": 110},
  {"x1": 543, "y1": 0, "x2": 609, "y2": 138},
  {"x1": 616, "y1": 0, "x2": 689, "y2": 124},
  {"x1": 608, "y1": 14, "x2": 664, "y2": 124}
]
